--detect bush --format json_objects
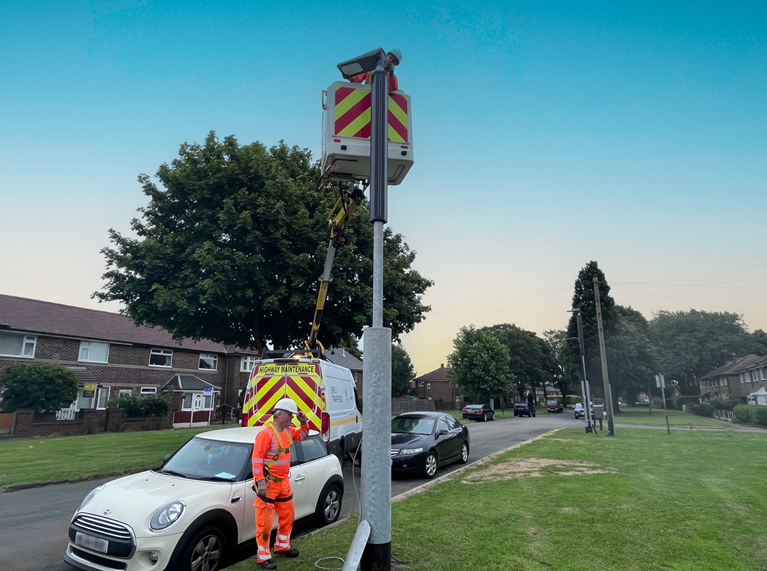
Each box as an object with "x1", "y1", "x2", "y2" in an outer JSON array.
[
  {"x1": 709, "y1": 398, "x2": 737, "y2": 411},
  {"x1": 0, "y1": 364, "x2": 78, "y2": 412},
  {"x1": 107, "y1": 393, "x2": 170, "y2": 418},
  {"x1": 734, "y1": 404, "x2": 752, "y2": 423},
  {"x1": 566, "y1": 395, "x2": 582, "y2": 405},
  {"x1": 691, "y1": 403, "x2": 714, "y2": 417},
  {"x1": 670, "y1": 396, "x2": 699, "y2": 411},
  {"x1": 754, "y1": 407, "x2": 767, "y2": 427}
]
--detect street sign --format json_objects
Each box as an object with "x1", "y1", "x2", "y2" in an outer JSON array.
[
  {"x1": 655, "y1": 374, "x2": 665, "y2": 389},
  {"x1": 203, "y1": 386, "x2": 213, "y2": 396}
]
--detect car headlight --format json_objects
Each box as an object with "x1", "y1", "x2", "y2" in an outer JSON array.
[
  {"x1": 398, "y1": 448, "x2": 423, "y2": 455},
  {"x1": 150, "y1": 501, "x2": 186, "y2": 532},
  {"x1": 79, "y1": 484, "x2": 105, "y2": 510}
]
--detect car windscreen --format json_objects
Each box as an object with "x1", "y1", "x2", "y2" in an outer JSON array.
[
  {"x1": 160, "y1": 437, "x2": 252, "y2": 481},
  {"x1": 391, "y1": 416, "x2": 435, "y2": 435},
  {"x1": 547, "y1": 400, "x2": 557, "y2": 405},
  {"x1": 466, "y1": 405, "x2": 482, "y2": 410}
]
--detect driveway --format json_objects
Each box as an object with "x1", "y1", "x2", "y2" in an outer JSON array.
[{"x1": 0, "y1": 412, "x2": 576, "y2": 570}]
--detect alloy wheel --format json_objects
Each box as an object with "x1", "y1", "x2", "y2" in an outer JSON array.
[
  {"x1": 324, "y1": 488, "x2": 341, "y2": 522},
  {"x1": 191, "y1": 534, "x2": 221, "y2": 571},
  {"x1": 461, "y1": 443, "x2": 468, "y2": 462},
  {"x1": 425, "y1": 453, "x2": 437, "y2": 477}
]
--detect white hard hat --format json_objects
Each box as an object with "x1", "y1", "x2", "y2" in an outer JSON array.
[
  {"x1": 388, "y1": 49, "x2": 402, "y2": 64},
  {"x1": 273, "y1": 398, "x2": 298, "y2": 415}
]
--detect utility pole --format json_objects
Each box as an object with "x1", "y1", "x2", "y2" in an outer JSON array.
[
  {"x1": 592, "y1": 277, "x2": 615, "y2": 436},
  {"x1": 569, "y1": 309, "x2": 595, "y2": 433},
  {"x1": 656, "y1": 374, "x2": 670, "y2": 434}
]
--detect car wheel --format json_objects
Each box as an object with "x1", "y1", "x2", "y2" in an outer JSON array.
[
  {"x1": 482, "y1": 413, "x2": 487, "y2": 422},
  {"x1": 315, "y1": 484, "x2": 343, "y2": 526},
  {"x1": 457, "y1": 441, "x2": 469, "y2": 464},
  {"x1": 423, "y1": 451, "x2": 438, "y2": 479},
  {"x1": 180, "y1": 524, "x2": 226, "y2": 571}
]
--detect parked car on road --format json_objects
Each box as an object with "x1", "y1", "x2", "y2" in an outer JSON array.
[
  {"x1": 64, "y1": 427, "x2": 343, "y2": 571},
  {"x1": 513, "y1": 402, "x2": 536, "y2": 417},
  {"x1": 546, "y1": 399, "x2": 564, "y2": 413},
  {"x1": 461, "y1": 404, "x2": 495, "y2": 421},
  {"x1": 574, "y1": 403, "x2": 585, "y2": 419},
  {"x1": 390, "y1": 412, "x2": 470, "y2": 479}
]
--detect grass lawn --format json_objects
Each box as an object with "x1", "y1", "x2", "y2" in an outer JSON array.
[
  {"x1": 0, "y1": 425, "x2": 230, "y2": 487},
  {"x1": 230, "y1": 427, "x2": 767, "y2": 571},
  {"x1": 613, "y1": 406, "x2": 730, "y2": 428}
]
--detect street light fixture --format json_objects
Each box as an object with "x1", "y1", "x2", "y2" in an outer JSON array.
[{"x1": 337, "y1": 48, "x2": 386, "y2": 79}]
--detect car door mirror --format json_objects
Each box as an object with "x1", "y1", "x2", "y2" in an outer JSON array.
[
  {"x1": 163, "y1": 453, "x2": 173, "y2": 463},
  {"x1": 437, "y1": 429, "x2": 448, "y2": 437}
]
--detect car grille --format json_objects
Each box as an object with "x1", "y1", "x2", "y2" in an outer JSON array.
[{"x1": 73, "y1": 514, "x2": 134, "y2": 542}]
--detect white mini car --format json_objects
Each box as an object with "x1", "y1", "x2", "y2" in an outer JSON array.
[{"x1": 64, "y1": 427, "x2": 344, "y2": 571}]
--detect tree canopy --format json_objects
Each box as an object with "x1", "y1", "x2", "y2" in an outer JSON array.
[
  {"x1": 95, "y1": 133, "x2": 433, "y2": 352},
  {"x1": 0, "y1": 364, "x2": 78, "y2": 412},
  {"x1": 391, "y1": 344, "x2": 415, "y2": 397},
  {"x1": 487, "y1": 324, "x2": 554, "y2": 401},
  {"x1": 446, "y1": 326, "x2": 514, "y2": 403},
  {"x1": 649, "y1": 309, "x2": 762, "y2": 393}
]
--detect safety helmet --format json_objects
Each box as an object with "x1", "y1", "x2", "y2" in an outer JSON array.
[
  {"x1": 388, "y1": 49, "x2": 402, "y2": 65},
  {"x1": 273, "y1": 398, "x2": 299, "y2": 415}
]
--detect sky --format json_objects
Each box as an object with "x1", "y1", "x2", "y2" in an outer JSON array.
[{"x1": 1, "y1": 1, "x2": 765, "y2": 376}]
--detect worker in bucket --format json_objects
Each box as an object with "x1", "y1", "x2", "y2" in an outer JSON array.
[
  {"x1": 252, "y1": 398, "x2": 310, "y2": 569},
  {"x1": 348, "y1": 48, "x2": 401, "y2": 91}
]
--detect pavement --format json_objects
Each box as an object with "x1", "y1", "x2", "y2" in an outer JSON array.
[{"x1": 0, "y1": 412, "x2": 578, "y2": 571}]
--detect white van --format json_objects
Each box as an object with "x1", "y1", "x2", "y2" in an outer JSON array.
[{"x1": 240, "y1": 357, "x2": 362, "y2": 461}]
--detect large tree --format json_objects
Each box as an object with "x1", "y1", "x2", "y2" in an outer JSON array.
[
  {"x1": 487, "y1": 324, "x2": 553, "y2": 401},
  {"x1": 391, "y1": 344, "x2": 415, "y2": 397},
  {"x1": 0, "y1": 364, "x2": 78, "y2": 412},
  {"x1": 565, "y1": 261, "x2": 617, "y2": 398},
  {"x1": 544, "y1": 329, "x2": 577, "y2": 404},
  {"x1": 446, "y1": 326, "x2": 514, "y2": 403},
  {"x1": 649, "y1": 309, "x2": 762, "y2": 394},
  {"x1": 607, "y1": 306, "x2": 658, "y2": 410},
  {"x1": 96, "y1": 133, "x2": 433, "y2": 352}
]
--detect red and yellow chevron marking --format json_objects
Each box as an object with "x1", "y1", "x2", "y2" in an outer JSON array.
[
  {"x1": 244, "y1": 364, "x2": 325, "y2": 432},
  {"x1": 334, "y1": 85, "x2": 409, "y2": 143}
]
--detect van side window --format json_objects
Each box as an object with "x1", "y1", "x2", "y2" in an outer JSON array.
[{"x1": 296, "y1": 437, "x2": 329, "y2": 464}]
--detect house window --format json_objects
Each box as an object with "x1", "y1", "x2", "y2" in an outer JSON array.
[
  {"x1": 199, "y1": 353, "x2": 218, "y2": 371},
  {"x1": 140, "y1": 386, "x2": 158, "y2": 395},
  {"x1": 118, "y1": 389, "x2": 133, "y2": 396},
  {"x1": 0, "y1": 333, "x2": 36, "y2": 358},
  {"x1": 79, "y1": 341, "x2": 109, "y2": 363},
  {"x1": 241, "y1": 356, "x2": 258, "y2": 373},
  {"x1": 761, "y1": 368, "x2": 765, "y2": 380},
  {"x1": 149, "y1": 348, "x2": 173, "y2": 367},
  {"x1": 418, "y1": 381, "x2": 424, "y2": 387}
]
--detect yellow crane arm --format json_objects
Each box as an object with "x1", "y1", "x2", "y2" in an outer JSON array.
[{"x1": 306, "y1": 185, "x2": 365, "y2": 353}]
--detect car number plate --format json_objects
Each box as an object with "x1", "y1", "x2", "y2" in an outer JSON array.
[{"x1": 75, "y1": 531, "x2": 109, "y2": 553}]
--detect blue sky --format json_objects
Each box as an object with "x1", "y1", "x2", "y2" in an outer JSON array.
[{"x1": 1, "y1": 1, "x2": 765, "y2": 374}]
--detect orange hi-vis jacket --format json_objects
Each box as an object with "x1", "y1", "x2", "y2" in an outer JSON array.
[{"x1": 252, "y1": 423, "x2": 309, "y2": 483}]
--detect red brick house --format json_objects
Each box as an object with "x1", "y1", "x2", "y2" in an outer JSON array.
[
  {"x1": 0, "y1": 295, "x2": 258, "y2": 422},
  {"x1": 413, "y1": 364, "x2": 462, "y2": 404}
]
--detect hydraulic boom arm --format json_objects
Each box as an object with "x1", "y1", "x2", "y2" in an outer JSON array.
[{"x1": 306, "y1": 184, "x2": 366, "y2": 353}]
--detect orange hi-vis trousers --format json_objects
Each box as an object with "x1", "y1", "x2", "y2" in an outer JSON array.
[{"x1": 255, "y1": 478, "x2": 295, "y2": 563}]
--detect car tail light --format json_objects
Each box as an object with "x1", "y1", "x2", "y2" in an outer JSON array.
[{"x1": 321, "y1": 412, "x2": 330, "y2": 443}]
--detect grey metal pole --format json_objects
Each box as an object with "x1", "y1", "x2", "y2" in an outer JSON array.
[
  {"x1": 575, "y1": 311, "x2": 594, "y2": 433},
  {"x1": 593, "y1": 277, "x2": 616, "y2": 436},
  {"x1": 361, "y1": 59, "x2": 392, "y2": 571}
]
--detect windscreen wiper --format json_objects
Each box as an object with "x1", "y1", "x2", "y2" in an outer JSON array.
[{"x1": 160, "y1": 469, "x2": 189, "y2": 478}]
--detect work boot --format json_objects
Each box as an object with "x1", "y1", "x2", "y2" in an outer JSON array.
[
  {"x1": 276, "y1": 547, "x2": 300, "y2": 558},
  {"x1": 257, "y1": 559, "x2": 277, "y2": 569}
]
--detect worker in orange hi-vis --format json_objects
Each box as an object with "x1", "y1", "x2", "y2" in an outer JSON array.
[
  {"x1": 252, "y1": 398, "x2": 310, "y2": 570},
  {"x1": 348, "y1": 49, "x2": 401, "y2": 92}
]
